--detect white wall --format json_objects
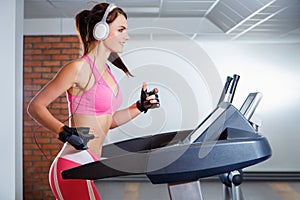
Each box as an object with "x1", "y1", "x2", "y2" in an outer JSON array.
[{"x1": 0, "y1": 0, "x2": 23, "y2": 199}]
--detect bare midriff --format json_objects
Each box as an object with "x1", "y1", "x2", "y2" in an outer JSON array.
[{"x1": 59, "y1": 113, "x2": 113, "y2": 159}]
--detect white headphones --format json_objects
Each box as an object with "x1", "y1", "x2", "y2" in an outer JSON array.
[{"x1": 93, "y1": 4, "x2": 117, "y2": 40}]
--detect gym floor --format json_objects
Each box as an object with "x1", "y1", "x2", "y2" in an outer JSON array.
[{"x1": 96, "y1": 178, "x2": 300, "y2": 200}]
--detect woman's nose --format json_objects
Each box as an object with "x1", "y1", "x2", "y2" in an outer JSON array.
[{"x1": 124, "y1": 32, "x2": 130, "y2": 40}]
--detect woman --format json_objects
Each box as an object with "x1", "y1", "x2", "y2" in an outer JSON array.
[{"x1": 27, "y1": 3, "x2": 160, "y2": 199}]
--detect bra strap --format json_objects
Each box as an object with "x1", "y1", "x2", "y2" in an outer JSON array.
[{"x1": 82, "y1": 55, "x2": 101, "y2": 80}]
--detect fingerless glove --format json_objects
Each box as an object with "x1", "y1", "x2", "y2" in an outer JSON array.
[
  {"x1": 58, "y1": 125, "x2": 95, "y2": 150},
  {"x1": 136, "y1": 88, "x2": 160, "y2": 113}
]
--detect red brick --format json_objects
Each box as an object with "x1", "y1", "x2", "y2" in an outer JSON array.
[
  {"x1": 24, "y1": 155, "x2": 42, "y2": 161},
  {"x1": 43, "y1": 49, "x2": 61, "y2": 54},
  {"x1": 24, "y1": 72, "x2": 41, "y2": 79},
  {"x1": 36, "y1": 138, "x2": 51, "y2": 143},
  {"x1": 51, "y1": 103, "x2": 67, "y2": 109},
  {"x1": 35, "y1": 161, "x2": 50, "y2": 167},
  {"x1": 62, "y1": 49, "x2": 80, "y2": 54},
  {"x1": 24, "y1": 37, "x2": 42, "y2": 43},
  {"x1": 24, "y1": 61, "x2": 41, "y2": 67},
  {"x1": 52, "y1": 43, "x2": 71, "y2": 48},
  {"x1": 43, "y1": 36, "x2": 61, "y2": 42},
  {"x1": 42, "y1": 144, "x2": 60, "y2": 149},
  {"x1": 33, "y1": 55, "x2": 51, "y2": 61},
  {"x1": 34, "y1": 43, "x2": 51, "y2": 49},
  {"x1": 52, "y1": 54, "x2": 71, "y2": 60},
  {"x1": 33, "y1": 66, "x2": 51, "y2": 73},
  {"x1": 62, "y1": 36, "x2": 78, "y2": 42},
  {"x1": 42, "y1": 60, "x2": 60, "y2": 67},
  {"x1": 24, "y1": 49, "x2": 42, "y2": 55}
]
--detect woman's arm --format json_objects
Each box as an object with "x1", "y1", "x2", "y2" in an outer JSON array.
[
  {"x1": 27, "y1": 60, "x2": 81, "y2": 134},
  {"x1": 110, "y1": 103, "x2": 141, "y2": 129}
]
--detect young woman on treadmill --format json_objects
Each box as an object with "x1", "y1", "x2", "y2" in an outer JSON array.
[{"x1": 27, "y1": 3, "x2": 160, "y2": 199}]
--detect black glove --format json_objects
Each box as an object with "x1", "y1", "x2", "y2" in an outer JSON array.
[
  {"x1": 58, "y1": 125, "x2": 95, "y2": 150},
  {"x1": 136, "y1": 87, "x2": 160, "y2": 113}
]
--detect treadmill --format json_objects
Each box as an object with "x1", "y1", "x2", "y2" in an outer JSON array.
[{"x1": 62, "y1": 74, "x2": 271, "y2": 200}]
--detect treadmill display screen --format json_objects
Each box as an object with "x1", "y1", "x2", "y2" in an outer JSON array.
[{"x1": 187, "y1": 105, "x2": 227, "y2": 143}]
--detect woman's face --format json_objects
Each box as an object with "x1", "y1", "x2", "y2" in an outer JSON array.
[{"x1": 104, "y1": 14, "x2": 129, "y2": 53}]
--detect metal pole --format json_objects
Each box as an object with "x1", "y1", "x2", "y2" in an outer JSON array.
[{"x1": 168, "y1": 181, "x2": 204, "y2": 200}]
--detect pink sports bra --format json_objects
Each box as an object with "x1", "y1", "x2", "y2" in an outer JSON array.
[{"x1": 67, "y1": 55, "x2": 123, "y2": 116}]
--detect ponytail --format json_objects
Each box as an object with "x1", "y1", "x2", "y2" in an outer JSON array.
[
  {"x1": 75, "y1": 10, "x2": 90, "y2": 55},
  {"x1": 109, "y1": 52, "x2": 133, "y2": 77}
]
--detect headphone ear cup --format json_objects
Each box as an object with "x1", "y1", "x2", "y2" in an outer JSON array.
[{"x1": 93, "y1": 21, "x2": 109, "y2": 40}]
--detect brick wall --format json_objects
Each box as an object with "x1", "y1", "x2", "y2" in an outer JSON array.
[{"x1": 23, "y1": 35, "x2": 80, "y2": 199}]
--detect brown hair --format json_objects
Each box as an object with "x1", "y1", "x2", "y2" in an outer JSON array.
[{"x1": 75, "y1": 3, "x2": 132, "y2": 76}]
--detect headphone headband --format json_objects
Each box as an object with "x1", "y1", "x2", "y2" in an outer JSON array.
[{"x1": 102, "y1": 4, "x2": 117, "y2": 23}]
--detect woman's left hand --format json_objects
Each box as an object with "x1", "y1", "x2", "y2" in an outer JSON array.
[{"x1": 136, "y1": 83, "x2": 160, "y2": 113}]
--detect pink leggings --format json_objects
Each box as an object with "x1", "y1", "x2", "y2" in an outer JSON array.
[{"x1": 49, "y1": 151, "x2": 101, "y2": 200}]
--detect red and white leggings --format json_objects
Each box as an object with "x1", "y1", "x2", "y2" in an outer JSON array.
[{"x1": 49, "y1": 150, "x2": 101, "y2": 200}]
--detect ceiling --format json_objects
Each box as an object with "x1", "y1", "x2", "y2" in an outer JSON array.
[{"x1": 24, "y1": 0, "x2": 300, "y2": 41}]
